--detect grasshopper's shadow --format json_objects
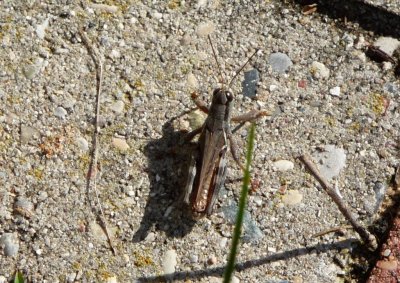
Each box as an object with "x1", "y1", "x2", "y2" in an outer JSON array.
[{"x1": 132, "y1": 116, "x2": 196, "y2": 242}]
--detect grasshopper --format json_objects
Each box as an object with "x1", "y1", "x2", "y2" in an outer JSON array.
[{"x1": 183, "y1": 36, "x2": 267, "y2": 218}]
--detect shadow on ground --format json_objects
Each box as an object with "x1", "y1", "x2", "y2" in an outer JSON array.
[
  {"x1": 132, "y1": 115, "x2": 196, "y2": 242},
  {"x1": 135, "y1": 239, "x2": 358, "y2": 282},
  {"x1": 292, "y1": 0, "x2": 400, "y2": 38}
]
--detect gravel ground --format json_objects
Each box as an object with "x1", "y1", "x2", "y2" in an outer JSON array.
[{"x1": 0, "y1": 1, "x2": 399, "y2": 282}]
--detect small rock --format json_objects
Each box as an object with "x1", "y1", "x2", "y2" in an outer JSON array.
[
  {"x1": 207, "y1": 255, "x2": 217, "y2": 265},
  {"x1": 269, "y1": 52, "x2": 293, "y2": 73},
  {"x1": 231, "y1": 276, "x2": 240, "y2": 283},
  {"x1": 23, "y1": 58, "x2": 44, "y2": 80},
  {"x1": 377, "y1": 260, "x2": 398, "y2": 271},
  {"x1": 272, "y1": 160, "x2": 294, "y2": 171},
  {"x1": 382, "y1": 61, "x2": 392, "y2": 70},
  {"x1": 383, "y1": 82, "x2": 398, "y2": 94},
  {"x1": 329, "y1": 86, "x2": 341, "y2": 97},
  {"x1": 310, "y1": 61, "x2": 330, "y2": 79},
  {"x1": 163, "y1": 249, "x2": 177, "y2": 275},
  {"x1": 373, "y1": 37, "x2": 400, "y2": 56},
  {"x1": 54, "y1": 106, "x2": 68, "y2": 119},
  {"x1": 110, "y1": 101, "x2": 125, "y2": 113},
  {"x1": 269, "y1": 84, "x2": 278, "y2": 91},
  {"x1": 89, "y1": 3, "x2": 118, "y2": 13},
  {"x1": 187, "y1": 73, "x2": 198, "y2": 90},
  {"x1": 355, "y1": 35, "x2": 366, "y2": 49},
  {"x1": 105, "y1": 275, "x2": 118, "y2": 283},
  {"x1": 189, "y1": 254, "x2": 198, "y2": 263},
  {"x1": 382, "y1": 249, "x2": 391, "y2": 257},
  {"x1": 312, "y1": 145, "x2": 346, "y2": 180},
  {"x1": 196, "y1": 21, "x2": 215, "y2": 36},
  {"x1": 242, "y1": 69, "x2": 259, "y2": 98},
  {"x1": 14, "y1": 197, "x2": 34, "y2": 218},
  {"x1": 109, "y1": 49, "x2": 121, "y2": 59},
  {"x1": 145, "y1": 232, "x2": 155, "y2": 242},
  {"x1": 222, "y1": 202, "x2": 264, "y2": 243},
  {"x1": 152, "y1": 11, "x2": 163, "y2": 20},
  {"x1": 219, "y1": 237, "x2": 228, "y2": 248},
  {"x1": 75, "y1": 137, "x2": 89, "y2": 151},
  {"x1": 282, "y1": 190, "x2": 303, "y2": 206},
  {"x1": 66, "y1": 272, "x2": 76, "y2": 283},
  {"x1": 0, "y1": 233, "x2": 19, "y2": 256},
  {"x1": 112, "y1": 137, "x2": 129, "y2": 151},
  {"x1": 196, "y1": 0, "x2": 208, "y2": 9},
  {"x1": 0, "y1": 275, "x2": 7, "y2": 283},
  {"x1": 36, "y1": 18, "x2": 49, "y2": 39},
  {"x1": 20, "y1": 125, "x2": 39, "y2": 144}
]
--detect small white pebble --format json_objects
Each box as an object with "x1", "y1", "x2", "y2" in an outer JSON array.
[
  {"x1": 329, "y1": 86, "x2": 341, "y2": 97},
  {"x1": 269, "y1": 84, "x2": 278, "y2": 91},
  {"x1": 383, "y1": 249, "x2": 391, "y2": 257},
  {"x1": 273, "y1": 160, "x2": 294, "y2": 171}
]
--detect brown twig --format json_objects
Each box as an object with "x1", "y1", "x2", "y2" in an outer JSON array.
[
  {"x1": 299, "y1": 154, "x2": 377, "y2": 250},
  {"x1": 80, "y1": 29, "x2": 116, "y2": 255},
  {"x1": 312, "y1": 225, "x2": 353, "y2": 238}
]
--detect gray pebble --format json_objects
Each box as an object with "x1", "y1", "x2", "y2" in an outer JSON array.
[
  {"x1": 75, "y1": 137, "x2": 89, "y2": 151},
  {"x1": 312, "y1": 145, "x2": 346, "y2": 180},
  {"x1": 23, "y1": 58, "x2": 44, "y2": 80},
  {"x1": 384, "y1": 82, "x2": 398, "y2": 95},
  {"x1": 66, "y1": 272, "x2": 76, "y2": 283},
  {"x1": 111, "y1": 100, "x2": 125, "y2": 113},
  {"x1": 242, "y1": 69, "x2": 259, "y2": 98},
  {"x1": 0, "y1": 233, "x2": 19, "y2": 256},
  {"x1": 222, "y1": 202, "x2": 264, "y2": 243},
  {"x1": 189, "y1": 254, "x2": 198, "y2": 263},
  {"x1": 54, "y1": 107, "x2": 68, "y2": 119},
  {"x1": 36, "y1": 18, "x2": 49, "y2": 39},
  {"x1": 268, "y1": 52, "x2": 293, "y2": 73},
  {"x1": 373, "y1": 36, "x2": 400, "y2": 56}
]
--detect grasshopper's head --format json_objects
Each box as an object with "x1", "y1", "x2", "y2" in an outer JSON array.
[{"x1": 212, "y1": 88, "x2": 233, "y2": 106}]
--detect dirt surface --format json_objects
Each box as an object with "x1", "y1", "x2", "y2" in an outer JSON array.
[{"x1": 0, "y1": 1, "x2": 399, "y2": 282}]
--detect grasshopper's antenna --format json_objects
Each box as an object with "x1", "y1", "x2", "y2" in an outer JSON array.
[
  {"x1": 228, "y1": 48, "x2": 260, "y2": 89},
  {"x1": 208, "y1": 35, "x2": 226, "y2": 85}
]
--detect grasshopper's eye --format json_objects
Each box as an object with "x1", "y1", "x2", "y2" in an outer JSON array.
[{"x1": 226, "y1": 91, "x2": 233, "y2": 102}]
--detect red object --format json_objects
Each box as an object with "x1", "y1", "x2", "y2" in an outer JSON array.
[{"x1": 298, "y1": 80, "x2": 307, "y2": 88}]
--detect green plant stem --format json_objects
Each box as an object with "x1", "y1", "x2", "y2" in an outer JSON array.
[{"x1": 223, "y1": 123, "x2": 256, "y2": 283}]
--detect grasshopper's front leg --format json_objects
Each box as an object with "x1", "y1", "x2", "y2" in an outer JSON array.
[
  {"x1": 191, "y1": 92, "x2": 209, "y2": 114},
  {"x1": 231, "y1": 109, "x2": 268, "y2": 123}
]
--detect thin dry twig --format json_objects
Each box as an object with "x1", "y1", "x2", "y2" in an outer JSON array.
[
  {"x1": 312, "y1": 225, "x2": 353, "y2": 238},
  {"x1": 299, "y1": 154, "x2": 378, "y2": 250},
  {"x1": 80, "y1": 29, "x2": 116, "y2": 255}
]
